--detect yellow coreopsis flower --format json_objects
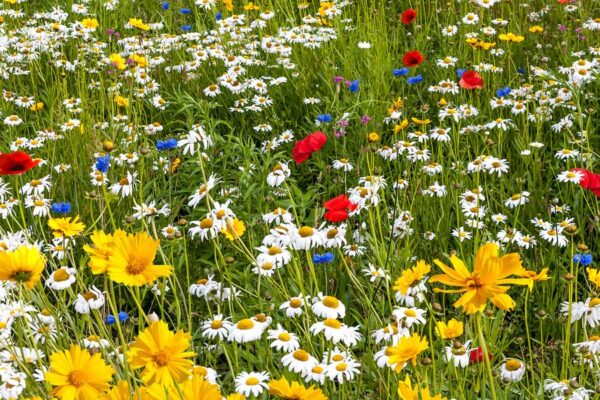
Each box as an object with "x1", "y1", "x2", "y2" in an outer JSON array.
[
  {"x1": 367, "y1": 132, "x2": 380, "y2": 143},
  {"x1": 128, "y1": 320, "x2": 195, "y2": 387},
  {"x1": 109, "y1": 53, "x2": 127, "y2": 70},
  {"x1": 46, "y1": 345, "x2": 114, "y2": 400},
  {"x1": 222, "y1": 218, "x2": 246, "y2": 241},
  {"x1": 48, "y1": 215, "x2": 86, "y2": 238},
  {"x1": 81, "y1": 18, "x2": 99, "y2": 29},
  {"x1": 529, "y1": 25, "x2": 543, "y2": 33},
  {"x1": 145, "y1": 375, "x2": 221, "y2": 400},
  {"x1": 386, "y1": 333, "x2": 429, "y2": 372},
  {"x1": 268, "y1": 377, "x2": 328, "y2": 400},
  {"x1": 435, "y1": 318, "x2": 463, "y2": 339},
  {"x1": 244, "y1": 1, "x2": 259, "y2": 10},
  {"x1": 114, "y1": 95, "x2": 129, "y2": 108},
  {"x1": 516, "y1": 267, "x2": 549, "y2": 291},
  {"x1": 107, "y1": 231, "x2": 173, "y2": 286},
  {"x1": 83, "y1": 230, "x2": 124, "y2": 274},
  {"x1": 499, "y1": 32, "x2": 524, "y2": 43},
  {"x1": 411, "y1": 117, "x2": 431, "y2": 126},
  {"x1": 129, "y1": 18, "x2": 150, "y2": 31},
  {"x1": 397, "y1": 375, "x2": 447, "y2": 400},
  {"x1": 393, "y1": 119, "x2": 409, "y2": 133},
  {"x1": 430, "y1": 243, "x2": 532, "y2": 314},
  {"x1": 588, "y1": 268, "x2": 600, "y2": 289},
  {"x1": 130, "y1": 54, "x2": 147, "y2": 67},
  {"x1": 223, "y1": 0, "x2": 233, "y2": 11},
  {"x1": 0, "y1": 245, "x2": 45, "y2": 289},
  {"x1": 393, "y1": 260, "x2": 431, "y2": 295},
  {"x1": 100, "y1": 381, "x2": 151, "y2": 400}
]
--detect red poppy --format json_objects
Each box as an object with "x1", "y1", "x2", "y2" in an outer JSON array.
[
  {"x1": 402, "y1": 50, "x2": 424, "y2": 67},
  {"x1": 459, "y1": 70, "x2": 484, "y2": 89},
  {"x1": 323, "y1": 194, "x2": 357, "y2": 222},
  {"x1": 469, "y1": 346, "x2": 492, "y2": 364},
  {"x1": 292, "y1": 131, "x2": 327, "y2": 164},
  {"x1": 401, "y1": 9, "x2": 417, "y2": 25},
  {"x1": 571, "y1": 168, "x2": 600, "y2": 196},
  {"x1": 0, "y1": 151, "x2": 40, "y2": 175}
]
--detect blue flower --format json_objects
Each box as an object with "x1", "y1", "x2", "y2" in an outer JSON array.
[
  {"x1": 95, "y1": 155, "x2": 110, "y2": 173},
  {"x1": 162, "y1": 1, "x2": 170, "y2": 10},
  {"x1": 181, "y1": 25, "x2": 192, "y2": 31},
  {"x1": 180, "y1": 8, "x2": 192, "y2": 14},
  {"x1": 216, "y1": 12, "x2": 222, "y2": 21},
  {"x1": 51, "y1": 202, "x2": 71, "y2": 214},
  {"x1": 106, "y1": 314, "x2": 116, "y2": 325},
  {"x1": 456, "y1": 68, "x2": 467, "y2": 78},
  {"x1": 496, "y1": 87, "x2": 511, "y2": 97},
  {"x1": 118, "y1": 311, "x2": 129, "y2": 323},
  {"x1": 348, "y1": 80, "x2": 360, "y2": 93},
  {"x1": 574, "y1": 253, "x2": 593, "y2": 267},
  {"x1": 317, "y1": 114, "x2": 332, "y2": 123},
  {"x1": 393, "y1": 68, "x2": 409, "y2": 77},
  {"x1": 517, "y1": 67, "x2": 526, "y2": 75},
  {"x1": 407, "y1": 75, "x2": 423, "y2": 85},
  {"x1": 156, "y1": 138, "x2": 178, "y2": 151},
  {"x1": 313, "y1": 252, "x2": 334, "y2": 264}
]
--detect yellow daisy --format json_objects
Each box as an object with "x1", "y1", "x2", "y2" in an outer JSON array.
[{"x1": 0, "y1": 245, "x2": 45, "y2": 289}]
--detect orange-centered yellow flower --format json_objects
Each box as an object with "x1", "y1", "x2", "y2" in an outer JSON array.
[
  {"x1": 397, "y1": 375, "x2": 447, "y2": 400},
  {"x1": 386, "y1": 333, "x2": 429, "y2": 372},
  {"x1": 46, "y1": 345, "x2": 114, "y2": 400},
  {"x1": 0, "y1": 245, "x2": 45, "y2": 289},
  {"x1": 430, "y1": 243, "x2": 531, "y2": 314},
  {"x1": 127, "y1": 320, "x2": 195, "y2": 387},
  {"x1": 107, "y1": 231, "x2": 173, "y2": 286}
]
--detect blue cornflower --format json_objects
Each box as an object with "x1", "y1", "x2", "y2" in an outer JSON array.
[
  {"x1": 180, "y1": 8, "x2": 192, "y2": 14},
  {"x1": 162, "y1": 1, "x2": 170, "y2": 10},
  {"x1": 407, "y1": 75, "x2": 423, "y2": 85},
  {"x1": 348, "y1": 80, "x2": 360, "y2": 93},
  {"x1": 51, "y1": 202, "x2": 71, "y2": 214},
  {"x1": 106, "y1": 314, "x2": 116, "y2": 325},
  {"x1": 393, "y1": 67, "x2": 409, "y2": 77},
  {"x1": 182, "y1": 25, "x2": 192, "y2": 31},
  {"x1": 313, "y1": 252, "x2": 334, "y2": 264},
  {"x1": 118, "y1": 311, "x2": 129, "y2": 323},
  {"x1": 317, "y1": 114, "x2": 332, "y2": 123},
  {"x1": 216, "y1": 12, "x2": 223, "y2": 21},
  {"x1": 574, "y1": 253, "x2": 593, "y2": 266},
  {"x1": 95, "y1": 155, "x2": 110, "y2": 173},
  {"x1": 517, "y1": 67, "x2": 526, "y2": 75},
  {"x1": 456, "y1": 68, "x2": 467, "y2": 78},
  {"x1": 156, "y1": 138, "x2": 178, "y2": 151},
  {"x1": 496, "y1": 87, "x2": 511, "y2": 97}
]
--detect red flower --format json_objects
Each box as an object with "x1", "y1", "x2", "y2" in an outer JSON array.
[
  {"x1": 323, "y1": 194, "x2": 357, "y2": 222},
  {"x1": 401, "y1": 9, "x2": 417, "y2": 25},
  {"x1": 459, "y1": 70, "x2": 484, "y2": 89},
  {"x1": 292, "y1": 131, "x2": 327, "y2": 164},
  {"x1": 571, "y1": 168, "x2": 600, "y2": 197},
  {"x1": 469, "y1": 346, "x2": 492, "y2": 364},
  {"x1": 402, "y1": 50, "x2": 424, "y2": 67},
  {"x1": 0, "y1": 151, "x2": 40, "y2": 176}
]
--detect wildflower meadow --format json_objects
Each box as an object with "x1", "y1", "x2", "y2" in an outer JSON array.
[{"x1": 0, "y1": 0, "x2": 599, "y2": 398}]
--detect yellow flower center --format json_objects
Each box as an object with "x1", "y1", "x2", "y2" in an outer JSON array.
[
  {"x1": 246, "y1": 377, "x2": 260, "y2": 385},
  {"x1": 126, "y1": 257, "x2": 147, "y2": 275},
  {"x1": 298, "y1": 226, "x2": 313, "y2": 237},
  {"x1": 153, "y1": 349, "x2": 172, "y2": 367},
  {"x1": 590, "y1": 298, "x2": 600, "y2": 308},
  {"x1": 293, "y1": 350, "x2": 310, "y2": 361},
  {"x1": 69, "y1": 370, "x2": 88, "y2": 387},
  {"x1": 322, "y1": 296, "x2": 339, "y2": 308},
  {"x1": 278, "y1": 332, "x2": 291, "y2": 341},
  {"x1": 335, "y1": 362, "x2": 347, "y2": 371},
  {"x1": 327, "y1": 229, "x2": 338, "y2": 239},
  {"x1": 53, "y1": 269, "x2": 70, "y2": 282},
  {"x1": 268, "y1": 246, "x2": 282, "y2": 255},
  {"x1": 312, "y1": 365, "x2": 324, "y2": 373},
  {"x1": 332, "y1": 354, "x2": 344, "y2": 362},
  {"x1": 211, "y1": 320, "x2": 223, "y2": 329},
  {"x1": 505, "y1": 359, "x2": 522, "y2": 371},
  {"x1": 255, "y1": 314, "x2": 267, "y2": 323},
  {"x1": 83, "y1": 292, "x2": 97, "y2": 301},
  {"x1": 237, "y1": 319, "x2": 255, "y2": 330},
  {"x1": 200, "y1": 218, "x2": 213, "y2": 229},
  {"x1": 290, "y1": 299, "x2": 302, "y2": 308},
  {"x1": 324, "y1": 319, "x2": 342, "y2": 329},
  {"x1": 404, "y1": 309, "x2": 417, "y2": 317},
  {"x1": 12, "y1": 271, "x2": 32, "y2": 283},
  {"x1": 261, "y1": 262, "x2": 273, "y2": 270}
]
